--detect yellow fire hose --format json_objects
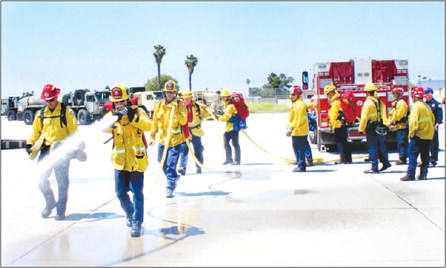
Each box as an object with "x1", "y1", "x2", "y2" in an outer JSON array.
[{"x1": 185, "y1": 138, "x2": 221, "y2": 171}]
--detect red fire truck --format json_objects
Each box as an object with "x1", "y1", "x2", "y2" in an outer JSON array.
[{"x1": 302, "y1": 58, "x2": 410, "y2": 152}]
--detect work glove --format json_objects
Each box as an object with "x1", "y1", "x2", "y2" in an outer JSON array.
[
  {"x1": 127, "y1": 106, "x2": 136, "y2": 122},
  {"x1": 286, "y1": 128, "x2": 293, "y2": 137},
  {"x1": 113, "y1": 105, "x2": 128, "y2": 120},
  {"x1": 25, "y1": 144, "x2": 32, "y2": 155}
]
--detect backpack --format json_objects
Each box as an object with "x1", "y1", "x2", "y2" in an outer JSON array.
[
  {"x1": 308, "y1": 111, "x2": 317, "y2": 131},
  {"x1": 230, "y1": 92, "x2": 249, "y2": 119},
  {"x1": 40, "y1": 103, "x2": 68, "y2": 128},
  {"x1": 339, "y1": 91, "x2": 357, "y2": 123}
]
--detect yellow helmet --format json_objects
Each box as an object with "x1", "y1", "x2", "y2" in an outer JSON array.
[
  {"x1": 110, "y1": 83, "x2": 130, "y2": 102},
  {"x1": 324, "y1": 83, "x2": 337, "y2": 95},
  {"x1": 163, "y1": 80, "x2": 178, "y2": 92},
  {"x1": 180, "y1": 89, "x2": 193, "y2": 99},
  {"x1": 220, "y1": 88, "x2": 231, "y2": 97},
  {"x1": 364, "y1": 82, "x2": 378, "y2": 92}
]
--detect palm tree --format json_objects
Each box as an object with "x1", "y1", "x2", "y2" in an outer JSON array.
[
  {"x1": 185, "y1": 55, "x2": 198, "y2": 90},
  {"x1": 153, "y1": 45, "x2": 166, "y2": 91},
  {"x1": 246, "y1": 79, "x2": 251, "y2": 89}
]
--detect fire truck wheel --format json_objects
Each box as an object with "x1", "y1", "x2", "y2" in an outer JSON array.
[
  {"x1": 7, "y1": 110, "x2": 17, "y2": 121},
  {"x1": 77, "y1": 109, "x2": 90, "y2": 125},
  {"x1": 23, "y1": 110, "x2": 34, "y2": 125}
]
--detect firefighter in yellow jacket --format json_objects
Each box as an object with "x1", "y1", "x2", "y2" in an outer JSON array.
[
  {"x1": 358, "y1": 82, "x2": 391, "y2": 173},
  {"x1": 385, "y1": 87, "x2": 409, "y2": 165},
  {"x1": 105, "y1": 83, "x2": 152, "y2": 237},
  {"x1": 325, "y1": 84, "x2": 352, "y2": 164},
  {"x1": 287, "y1": 86, "x2": 310, "y2": 172},
  {"x1": 26, "y1": 84, "x2": 78, "y2": 221},
  {"x1": 178, "y1": 89, "x2": 210, "y2": 174},
  {"x1": 218, "y1": 88, "x2": 243, "y2": 165},
  {"x1": 401, "y1": 86, "x2": 435, "y2": 181},
  {"x1": 150, "y1": 81, "x2": 187, "y2": 198}
]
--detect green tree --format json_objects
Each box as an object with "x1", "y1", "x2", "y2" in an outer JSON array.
[
  {"x1": 185, "y1": 54, "x2": 198, "y2": 90},
  {"x1": 153, "y1": 45, "x2": 166, "y2": 91},
  {"x1": 263, "y1": 72, "x2": 294, "y2": 95},
  {"x1": 145, "y1": 75, "x2": 179, "y2": 91},
  {"x1": 249, "y1": 87, "x2": 262, "y2": 96}
]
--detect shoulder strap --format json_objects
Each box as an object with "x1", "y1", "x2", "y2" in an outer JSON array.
[{"x1": 39, "y1": 103, "x2": 68, "y2": 128}]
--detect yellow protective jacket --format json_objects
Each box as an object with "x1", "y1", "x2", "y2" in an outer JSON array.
[
  {"x1": 106, "y1": 106, "x2": 152, "y2": 172},
  {"x1": 218, "y1": 102, "x2": 238, "y2": 132},
  {"x1": 27, "y1": 102, "x2": 78, "y2": 147},
  {"x1": 328, "y1": 94, "x2": 347, "y2": 129},
  {"x1": 287, "y1": 97, "x2": 309, "y2": 136},
  {"x1": 358, "y1": 96, "x2": 388, "y2": 132},
  {"x1": 385, "y1": 98, "x2": 409, "y2": 130},
  {"x1": 150, "y1": 98, "x2": 187, "y2": 147},
  {"x1": 409, "y1": 100, "x2": 435, "y2": 140},
  {"x1": 185, "y1": 101, "x2": 210, "y2": 137}
]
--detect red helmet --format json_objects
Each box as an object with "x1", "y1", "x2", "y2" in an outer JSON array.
[
  {"x1": 289, "y1": 85, "x2": 302, "y2": 95},
  {"x1": 40, "y1": 84, "x2": 61, "y2": 100},
  {"x1": 392, "y1": 87, "x2": 403, "y2": 94},
  {"x1": 411, "y1": 86, "x2": 425, "y2": 98}
]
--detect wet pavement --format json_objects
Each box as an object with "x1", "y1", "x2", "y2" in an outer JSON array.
[{"x1": 1, "y1": 114, "x2": 445, "y2": 266}]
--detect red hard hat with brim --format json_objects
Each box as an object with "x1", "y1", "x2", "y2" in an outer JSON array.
[{"x1": 40, "y1": 84, "x2": 60, "y2": 100}]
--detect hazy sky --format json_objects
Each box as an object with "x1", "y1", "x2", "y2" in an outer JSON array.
[{"x1": 2, "y1": 1, "x2": 445, "y2": 97}]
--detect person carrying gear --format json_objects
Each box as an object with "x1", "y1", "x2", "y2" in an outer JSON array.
[
  {"x1": 177, "y1": 89, "x2": 210, "y2": 175},
  {"x1": 385, "y1": 87, "x2": 409, "y2": 165},
  {"x1": 401, "y1": 87, "x2": 435, "y2": 181},
  {"x1": 218, "y1": 88, "x2": 242, "y2": 165},
  {"x1": 150, "y1": 80, "x2": 187, "y2": 198},
  {"x1": 424, "y1": 88, "x2": 443, "y2": 167},
  {"x1": 26, "y1": 84, "x2": 78, "y2": 221},
  {"x1": 325, "y1": 83, "x2": 352, "y2": 164},
  {"x1": 105, "y1": 83, "x2": 152, "y2": 237},
  {"x1": 287, "y1": 85, "x2": 310, "y2": 172},
  {"x1": 305, "y1": 102, "x2": 316, "y2": 166},
  {"x1": 358, "y1": 82, "x2": 392, "y2": 173}
]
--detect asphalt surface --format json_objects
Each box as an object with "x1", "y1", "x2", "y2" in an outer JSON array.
[{"x1": 1, "y1": 114, "x2": 445, "y2": 266}]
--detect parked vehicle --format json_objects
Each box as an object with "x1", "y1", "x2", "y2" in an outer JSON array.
[
  {"x1": 131, "y1": 90, "x2": 164, "y2": 118},
  {"x1": 60, "y1": 89, "x2": 111, "y2": 125},
  {"x1": 304, "y1": 58, "x2": 410, "y2": 152}
]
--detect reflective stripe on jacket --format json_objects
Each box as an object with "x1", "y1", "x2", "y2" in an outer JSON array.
[
  {"x1": 287, "y1": 97, "x2": 309, "y2": 136},
  {"x1": 150, "y1": 99, "x2": 187, "y2": 147},
  {"x1": 27, "y1": 102, "x2": 78, "y2": 146},
  {"x1": 106, "y1": 106, "x2": 152, "y2": 172},
  {"x1": 358, "y1": 96, "x2": 388, "y2": 132},
  {"x1": 409, "y1": 100, "x2": 435, "y2": 140}
]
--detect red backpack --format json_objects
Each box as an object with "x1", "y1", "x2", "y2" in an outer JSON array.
[
  {"x1": 339, "y1": 91, "x2": 357, "y2": 123},
  {"x1": 230, "y1": 92, "x2": 249, "y2": 119}
]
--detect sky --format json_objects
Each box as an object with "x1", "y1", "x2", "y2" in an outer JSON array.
[{"x1": 1, "y1": 1, "x2": 445, "y2": 97}]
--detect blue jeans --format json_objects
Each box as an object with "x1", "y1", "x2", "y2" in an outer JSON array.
[
  {"x1": 38, "y1": 146, "x2": 70, "y2": 216},
  {"x1": 292, "y1": 135, "x2": 309, "y2": 170},
  {"x1": 179, "y1": 135, "x2": 204, "y2": 171},
  {"x1": 158, "y1": 143, "x2": 183, "y2": 190},
  {"x1": 114, "y1": 170, "x2": 144, "y2": 225},
  {"x1": 407, "y1": 136, "x2": 431, "y2": 178},
  {"x1": 366, "y1": 130, "x2": 390, "y2": 171},
  {"x1": 429, "y1": 130, "x2": 439, "y2": 164},
  {"x1": 223, "y1": 131, "x2": 240, "y2": 163},
  {"x1": 396, "y1": 129, "x2": 409, "y2": 162},
  {"x1": 305, "y1": 142, "x2": 313, "y2": 163}
]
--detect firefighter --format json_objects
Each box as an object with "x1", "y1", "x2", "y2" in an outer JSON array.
[
  {"x1": 26, "y1": 84, "x2": 78, "y2": 221},
  {"x1": 324, "y1": 84, "x2": 352, "y2": 164},
  {"x1": 401, "y1": 86, "x2": 435, "y2": 181},
  {"x1": 178, "y1": 89, "x2": 210, "y2": 174},
  {"x1": 358, "y1": 82, "x2": 391, "y2": 173},
  {"x1": 150, "y1": 80, "x2": 187, "y2": 198},
  {"x1": 424, "y1": 88, "x2": 443, "y2": 167},
  {"x1": 218, "y1": 88, "x2": 242, "y2": 165},
  {"x1": 286, "y1": 85, "x2": 310, "y2": 172},
  {"x1": 106, "y1": 83, "x2": 152, "y2": 237},
  {"x1": 384, "y1": 87, "x2": 409, "y2": 165}
]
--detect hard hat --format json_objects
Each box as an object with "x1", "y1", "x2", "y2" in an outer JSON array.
[
  {"x1": 289, "y1": 85, "x2": 302, "y2": 95},
  {"x1": 324, "y1": 84, "x2": 337, "y2": 95},
  {"x1": 392, "y1": 87, "x2": 403, "y2": 95},
  {"x1": 110, "y1": 83, "x2": 130, "y2": 102},
  {"x1": 40, "y1": 84, "x2": 61, "y2": 100},
  {"x1": 424, "y1": 88, "x2": 434, "y2": 94},
  {"x1": 364, "y1": 82, "x2": 378, "y2": 92},
  {"x1": 411, "y1": 86, "x2": 425, "y2": 98},
  {"x1": 180, "y1": 89, "x2": 193, "y2": 99},
  {"x1": 220, "y1": 88, "x2": 231, "y2": 97},
  {"x1": 163, "y1": 80, "x2": 178, "y2": 92}
]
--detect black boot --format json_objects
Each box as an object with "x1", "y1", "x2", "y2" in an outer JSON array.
[{"x1": 131, "y1": 223, "x2": 142, "y2": 237}]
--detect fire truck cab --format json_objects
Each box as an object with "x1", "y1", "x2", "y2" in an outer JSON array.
[{"x1": 304, "y1": 58, "x2": 410, "y2": 152}]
